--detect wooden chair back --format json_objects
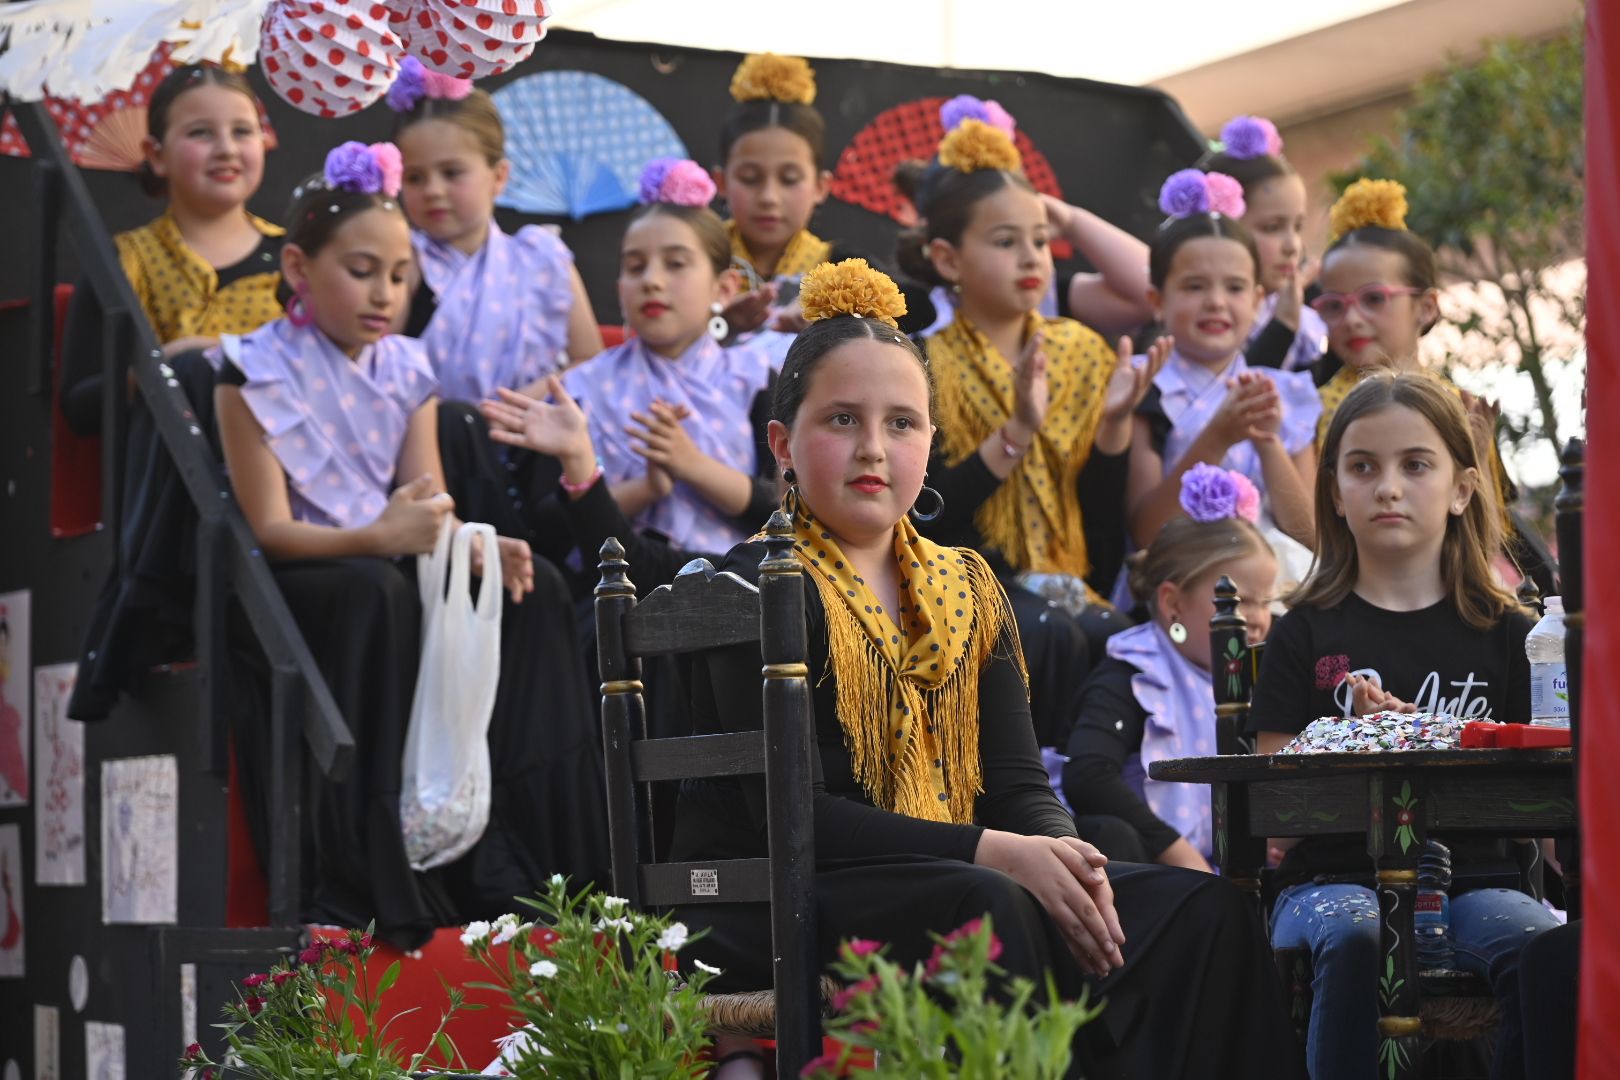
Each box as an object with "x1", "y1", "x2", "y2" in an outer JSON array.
[{"x1": 593, "y1": 509, "x2": 819, "y2": 1074}]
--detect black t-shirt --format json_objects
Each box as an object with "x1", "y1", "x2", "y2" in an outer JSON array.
[
  {"x1": 1247, "y1": 591, "x2": 1534, "y2": 886},
  {"x1": 1248, "y1": 592, "x2": 1533, "y2": 735}
]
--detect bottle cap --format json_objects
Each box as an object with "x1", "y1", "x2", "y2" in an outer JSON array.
[{"x1": 1543, "y1": 595, "x2": 1564, "y2": 613}]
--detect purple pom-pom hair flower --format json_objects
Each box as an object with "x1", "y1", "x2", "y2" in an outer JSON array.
[
  {"x1": 1159, "y1": 169, "x2": 1246, "y2": 222},
  {"x1": 1180, "y1": 462, "x2": 1242, "y2": 522},
  {"x1": 1205, "y1": 172, "x2": 1246, "y2": 218},
  {"x1": 1219, "y1": 115, "x2": 1283, "y2": 160},
  {"x1": 323, "y1": 141, "x2": 402, "y2": 198},
  {"x1": 1158, "y1": 169, "x2": 1210, "y2": 218},
  {"x1": 638, "y1": 157, "x2": 716, "y2": 208},
  {"x1": 940, "y1": 94, "x2": 1017, "y2": 136},
  {"x1": 385, "y1": 56, "x2": 474, "y2": 113}
]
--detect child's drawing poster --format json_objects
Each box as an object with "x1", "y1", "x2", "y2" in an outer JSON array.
[
  {"x1": 0, "y1": 824, "x2": 23, "y2": 976},
  {"x1": 35, "y1": 663, "x2": 84, "y2": 886},
  {"x1": 0, "y1": 590, "x2": 31, "y2": 806},
  {"x1": 101, "y1": 755, "x2": 178, "y2": 924},
  {"x1": 34, "y1": 1005, "x2": 59, "y2": 1080},
  {"x1": 84, "y1": 1021, "x2": 124, "y2": 1080}
]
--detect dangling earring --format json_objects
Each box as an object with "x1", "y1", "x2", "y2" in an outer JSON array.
[
  {"x1": 908, "y1": 476, "x2": 944, "y2": 524},
  {"x1": 708, "y1": 301, "x2": 728, "y2": 342},
  {"x1": 1168, "y1": 621, "x2": 1188, "y2": 644},
  {"x1": 287, "y1": 286, "x2": 313, "y2": 329},
  {"x1": 781, "y1": 467, "x2": 802, "y2": 518}
]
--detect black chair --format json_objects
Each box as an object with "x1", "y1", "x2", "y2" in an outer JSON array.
[{"x1": 593, "y1": 509, "x2": 822, "y2": 1075}]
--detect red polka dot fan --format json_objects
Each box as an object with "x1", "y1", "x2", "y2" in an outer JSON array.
[{"x1": 0, "y1": 42, "x2": 280, "y2": 171}]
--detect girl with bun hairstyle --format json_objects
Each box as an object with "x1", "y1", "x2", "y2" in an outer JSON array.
[
  {"x1": 899, "y1": 117, "x2": 1167, "y2": 749},
  {"x1": 1064, "y1": 466, "x2": 1276, "y2": 870},
  {"x1": 1202, "y1": 115, "x2": 1329, "y2": 373},
  {"x1": 668, "y1": 258, "x2": 1303, "y2": 1080},
  {"x1": 214, "y1": 144, "x2": 606, "y2": 947},
  {"x1": 1311, "y1": 179, "x2": 1556, "y2": 594}
]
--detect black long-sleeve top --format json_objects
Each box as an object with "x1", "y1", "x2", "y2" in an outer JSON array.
[
  {"x1": 669, "y1": 540, "x2": 1078, "y2": 867},
  {"x1": 918, "y1": 442, "x2": 1131, "y2": 597},
  {"x1": 1061, "y1": 657, "x2": 1181, "y2": 859}
]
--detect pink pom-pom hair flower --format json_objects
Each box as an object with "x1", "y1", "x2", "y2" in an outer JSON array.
[
  {"x1": 1229, "y1": 472, "x2": 1262, "y2": 524},
  {"x1": 637, "y1": 158, "x2": 716, "y2": 208},
  {"x1": 385, "y1": 56, "x2": 474, "y2": 113},
  {"x1": 371, "y1": 143, "x2": 403, "y2": 199},
  {"x1": 1204, "y1": 172, "x2": 1246, "y2": 218}
]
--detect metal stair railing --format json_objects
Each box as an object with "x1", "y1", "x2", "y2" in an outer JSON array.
[{"x1": 3, "y1": 94, "x2": 355, "y2": 928}]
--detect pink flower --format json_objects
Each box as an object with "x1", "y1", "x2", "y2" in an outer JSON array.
[
  {"x1": 241, "y1": 973, "x2": 270, "y2": 989},
  {"x1": 830, "y1": 976, "x2": 878, "y2": 1012},
  {"x1": 370, "y1": 143, "x2": 402, "y2": 199},
  {"x1": 244, "y1": 995, "x2": 265, "y2": 1016},
  {"x1": 1315, "y1": 654, "x2": 1351, "y2": 690},
  {"x1": 800, "y1": 1052, "x2": 843, "y2": 1077},
  {"x1": 659, "y1": 160, "x2": 717, "y2": 208},
  {"x1": 272, "y1": 970, "x2": 297, "y2": 986},
  {"x1": 981, "y1": 100, "x2": 1016, "y2": 136},
  {"x1": 298, "y1": 943, "x2": 326, "y2": 966},
  {"x1": 841, "y1": 938, "x2": 883, "y2": 959},
  {"x1": 181, "y1": 1043, "x2": 203, "y2": 1063},
  {"x1": 1230, "y1": 473, "x2": 1262, "y2": 523},
  {"x1": 1205, "y1": 172, "x2": 1246, "y2": 217}
]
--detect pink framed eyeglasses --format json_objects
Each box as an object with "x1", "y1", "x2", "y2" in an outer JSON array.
[{"x1": 1309, "y1": 283, "x2": 1423, "y2": 323}]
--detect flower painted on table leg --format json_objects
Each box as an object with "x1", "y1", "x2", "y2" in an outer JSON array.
[{"x1": 1391, "y1": 780, "x2": 1418, "y2": 854}]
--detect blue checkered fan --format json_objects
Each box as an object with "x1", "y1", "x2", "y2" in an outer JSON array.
[{"x1": 491, "y1": 69, "x2": 689, "y2": 219}]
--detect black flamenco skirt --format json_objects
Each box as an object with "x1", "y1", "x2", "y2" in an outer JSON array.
[
  {"x1": 231, "y1": 552, "x2": 609, "y2": 948},
  {"x1": 675, "y1": 854, "x2": 1303, "y2": 1080}
]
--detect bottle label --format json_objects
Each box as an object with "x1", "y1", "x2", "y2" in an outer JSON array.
[
  {"x1": 1530, "y1": 662, "x2": 1569, "y2": 721},
  {"x1": 1414, "y1": 892, "x2": 1445, "y2": 916}
]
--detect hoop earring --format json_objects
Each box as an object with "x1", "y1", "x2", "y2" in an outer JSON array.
[
  {"x1": 908, "y1": 484, "x2": 944, "y2": 524},
  {"x1": 783, "y1": 484, "x2": 803, "y2": 519},
  {"x1": 1168, "y1": 621, "x2": 1188, "y2": 644},
  {"x1": 287, "y1": 287, "x2": 313, "y2": 329},
  {"x1": 708, "y1": 301, "x2": 728, "y2": 342}
]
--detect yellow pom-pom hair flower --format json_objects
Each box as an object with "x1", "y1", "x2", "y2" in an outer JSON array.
[
  {"x1": 1329, "y1": 178, "x2": 1409, "y2": 242},
  {"x1": 938, "y1": 119, "x2": 1023, "y2": 175},
  {"x1": 800, "y1": 258, "x2": 908, "y2": 329},
  {"x1": 729, "y1": 53, "x2": 817, "y2": 106}
]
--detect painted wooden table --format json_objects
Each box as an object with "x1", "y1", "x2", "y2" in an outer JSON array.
[{"x1": 1149, "y1": 747, "x2": 1576, "y2": 1080}]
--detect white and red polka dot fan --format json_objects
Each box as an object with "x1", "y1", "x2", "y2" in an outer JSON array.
[
  {"x1": 403, "y1": 0, "x2": 548, "y2": 80},
  {"x1": 258, "y1": 0, "x2": 404, "y2": 117}
]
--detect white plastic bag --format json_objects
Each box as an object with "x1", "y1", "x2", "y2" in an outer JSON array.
[{"x1": 401, "y1": 519, "x2": 502, "y2": 870}]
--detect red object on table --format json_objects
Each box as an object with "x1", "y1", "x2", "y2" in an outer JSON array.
[{"x1": 1461, "y1": 723, "x2": 1572, "y2": 749}]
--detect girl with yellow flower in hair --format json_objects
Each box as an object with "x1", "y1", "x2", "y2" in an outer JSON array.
[
  {"x1": 666, "y1": 259, "x2": 1302, "y2": 1080},
  {"x1": 894, "y1": 118, "x2": 1167, "y2": 755},
  {"x1": 1313, "y1": 179, "x2": 1556, "y2": 594}
]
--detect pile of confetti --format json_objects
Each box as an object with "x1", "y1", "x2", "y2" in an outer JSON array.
[{"x1": 1278, "y1": 711, "x2": 1477, "y2": 755}]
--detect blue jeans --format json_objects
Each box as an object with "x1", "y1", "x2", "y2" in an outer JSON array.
[{"x1": 1272, "y1": 883, "x2": 1560, "y2": 1080}]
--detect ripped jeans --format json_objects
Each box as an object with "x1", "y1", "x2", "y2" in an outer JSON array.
[{"x1": 1271, "y1": 883, "x2": 1560, "y2": 1080}]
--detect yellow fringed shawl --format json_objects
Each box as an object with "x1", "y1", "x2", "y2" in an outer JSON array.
[
  {"x1": 788, "y1": 507, "x2": 1025, "y2": 825},
  {"x1": 726, "y1": 220, "x2": 831, "y2": 284},
  {"x1": 927, "y1": 312, "x2": 1116, "y2": 580},
  {"x1": 114, "y1": 211, "x2": 284, "y2": 344}
]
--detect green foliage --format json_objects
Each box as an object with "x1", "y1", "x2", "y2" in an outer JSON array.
[
  {"x1": 1332, "y1": 21, "x2": 1585, "y2": 481},
  {"x1": 177, "y1": 926, "x2": 469, "y2": 1079},
  {"x1": 465, "y1": 876, "x2": 719, "y2": 1079},
  {"x1": 803, "y1": 918, "x2": 1103, "y2": 1079}
]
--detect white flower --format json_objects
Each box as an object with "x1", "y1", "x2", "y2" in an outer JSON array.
[
  {"x1": 656, "y1": 922, "x2": 690, "y2": 952},
  {"x1": 529, "y1": 959, "x2": 558, "y2": 979},
  {"x1": 616, "y1": 1023, "x2": 630, "y2": 1034},
  {"x1": 694, "y1": 959, "x2": 723, "y2": 975},
  {"x1": 492, "y1": 914, "x2": 523, "y2": 945},
  {"x1": 549, "y1": 873, "x2": 565, "y2": 885},
  {"x1": 601, "y1": 895, "x2": 628, "y2": 912},
  {"x1": 594, "y1": 916, "x2": 634, "y2": 935},
  {"x1": 459, "y1": 920, "x2": 491, "y2": 946}
]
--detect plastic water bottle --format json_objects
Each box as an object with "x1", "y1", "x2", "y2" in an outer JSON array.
[
  {"x1": 1527, "y1": 596, "x2": 1569, "y2": 728},
  {"x1": 1414, "y1": 839, "x2": 1455, "y2": 971}
]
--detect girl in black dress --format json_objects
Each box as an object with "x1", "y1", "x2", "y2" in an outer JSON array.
[{"x1": 660, "y1": 259, "x2": 1302, "y2": 1079}]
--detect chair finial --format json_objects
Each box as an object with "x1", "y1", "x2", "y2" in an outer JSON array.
[
  {"x1": 596, "y1": 535, "x2": 634, "y2": 599},
  {"x1": 761, "y1": 509, "x2": 797, "y2": 576}
]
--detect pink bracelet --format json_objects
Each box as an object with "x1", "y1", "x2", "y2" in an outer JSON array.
[
  {"x1": 999, "y1": 425, "x2": 1031, "y2": 458},
  {"x1": 559, "y1": 459, "x2": 603, "y2": 496}
]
